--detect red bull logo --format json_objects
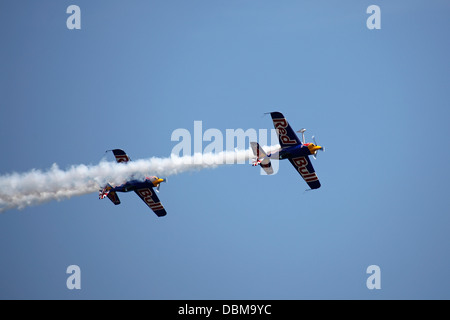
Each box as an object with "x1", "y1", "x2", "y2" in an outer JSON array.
[
  {"x1": 272, "y1": 118, "x2": 297, "y2": 145},
  {"x1": 291, "y1": 157, "x2": 318, "y2": 182},
  {"x1": 137, "y1": 188, "x2": 164, "y2": 211}
]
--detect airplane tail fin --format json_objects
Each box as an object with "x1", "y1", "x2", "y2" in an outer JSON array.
[{"x1": 250, "y1": 142, "x2": 274, "y2": 175}]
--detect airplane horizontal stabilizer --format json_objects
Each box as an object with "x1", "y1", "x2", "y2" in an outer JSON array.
[{"x1": 250, "y1": 142, "x2": 274, "y2": 175}]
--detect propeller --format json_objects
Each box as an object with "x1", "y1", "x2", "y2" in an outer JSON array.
[{"x1": 312, "y1": 136, "x2": 324, "y2": 159}]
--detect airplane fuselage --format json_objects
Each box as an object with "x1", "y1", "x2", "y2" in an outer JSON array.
[
  {"x1": 112, "y1": 180, "x2": 150, "y2": 193},
  {"x1": 270, "y1": 144, "x2": 313, "y2": 160},
  {"x1": 110, "y1": 176, "x2": 164, "y2": 193}
]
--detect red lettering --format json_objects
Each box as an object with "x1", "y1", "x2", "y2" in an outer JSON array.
[
  {"x1": 280, "y1": 135, "x2": 296, "y2": 144},
  {"x1": 115, "y1": 155, "x2": 129, "y2": 163},
  {"x1": 293, "y1": 157, "x2": 307, "y2": 167},
  {"x1": 139, "y1": 189, "x2": 152, "y2": 197},
  {"x1": 292, "y1": 157, "x2": 318, "y2": 182},
  {"x1": 299, "y1": 166, "x2": 309, "y2": 175},
  {"x1": 137, "y1": 188, "x2": 164, "y2": 210},
  {"x1": 273, "y1": 118, "x2": 288, "y2": 129},
  {"x1": 273, "y1": 118, "x2": 297, "y2": 145}
]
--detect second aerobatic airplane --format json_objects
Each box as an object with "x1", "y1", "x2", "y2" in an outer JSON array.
[
  {"x1": 99, "y1": 149, "x2": 167, "y2": 217},
  {"x1": 251, "y1": 111, "x2": 324, "y2": 190}
]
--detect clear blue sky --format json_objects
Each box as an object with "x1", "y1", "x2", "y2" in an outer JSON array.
[{"x1": 0, "y1": 0, "x2": 449, "y2": 299}]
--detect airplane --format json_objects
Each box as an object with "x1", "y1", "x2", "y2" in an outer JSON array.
[
  {"x1": 251, "y1": 111, "x2": 324, "y2": 190},
  {"x1": 99, "y1": 149, "x2": 167, "y2": 217}
]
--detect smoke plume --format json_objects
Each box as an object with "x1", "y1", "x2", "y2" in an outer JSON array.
[{"x1": 0, "y1": 146, "x2": 279, "y2": 212}]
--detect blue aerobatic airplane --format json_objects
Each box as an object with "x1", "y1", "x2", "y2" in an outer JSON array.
[
  {"x1": 251, "y1": 112, "x2": 324, "y2": 190},
  {"x1": 99, "y1": 149, "x2": 167, "y2": 217}
]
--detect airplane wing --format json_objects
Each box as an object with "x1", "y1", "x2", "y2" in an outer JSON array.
[
  {"x1": 134, "y1": 186, "x2": 167, "y2": 217},
  {"x1": 288, "y1": 156, "x2": 321, "y2": 189},
  {"x1": 270, "y1": 112, "x2": 302, "y2": 148},
  {"x1": 112, "y1": 149, "x2": 131, "y2": 163}
]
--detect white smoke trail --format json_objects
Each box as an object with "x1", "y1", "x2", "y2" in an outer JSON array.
[{"x1": 0, "y1": 146, "x2": 280, "y2": 213}]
